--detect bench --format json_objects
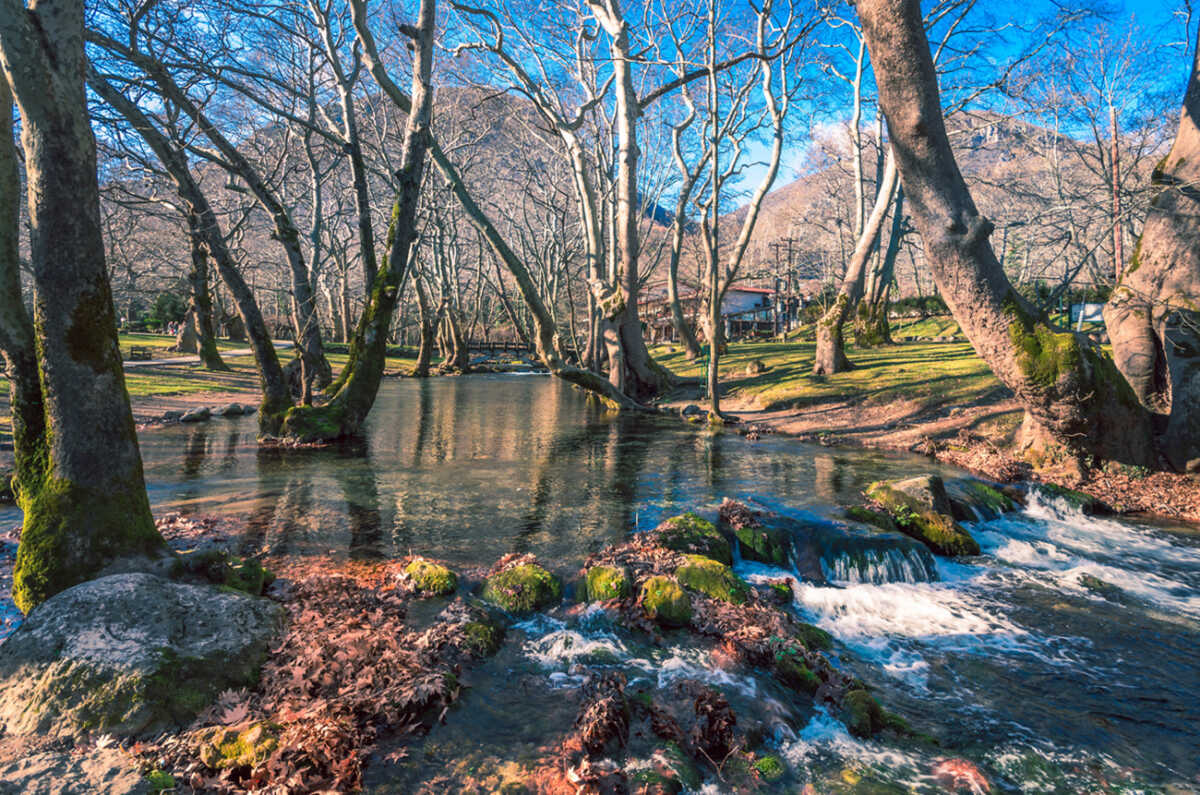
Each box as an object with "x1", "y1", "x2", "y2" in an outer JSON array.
[{"x1": 127, "y1": 346, "x2": 153, "y2": 361}]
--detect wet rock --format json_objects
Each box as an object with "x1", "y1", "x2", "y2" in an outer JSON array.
[
  {"x1": 652, "y1": 513, "x2": 732, "y2": 565},
  {"x1": 481, "y1": 562, "x2": 562, "y2": 613},
  {"x1": 432, "y1": 598, "x2": 506, "y2": 658},
  {"x1": 866, "y1": 477, "x2": 981, "y2": 557},
  {"x1": 179, "y1": 406, "x2": 211, "y2": 423},
  {"x1": 841, "y1": 689, "x2": 885, "y2": 738},
  {"x1": 680, "y1": 404, "x2": 702, "y2": 417},
  {"x1": 944, "y1": 477, "x2": 1017, "y2": 521},
  {"x1": 773, "y1": 645, "x2": 821, "y2": 694},
  {"x1": 1077, "y1": 572, "x2": 1126, "y2": 602},
  {"x1": 0, "y1": 573, "x2": 283, "y2": 738},
  {"x1": 216, "y1": 402, "x2": 244, "y2": 417},
  {"x1": 1033, "y1": 483, "x2": 1108, "y2": 515},
  {"x1": 173, "y1": 547, "x2": 275, "y2": 596},
  {"x1": 638, "y1": 576, "x2": 692, "y2": 627},
  {"x1": 843, "y1": 505, "x2": 898, "y2": 533},
  {"x1": 0, "y1": 747, "x2": 151, "y2": 795},
  {"x1": 675, "y1": 555, "x2": 748, "y2": 604},
  {"x1": 583, "y1": 564, "x2": 631, "y2": 601},
  {"x1": 403, "y1": 557, "x2": 458, "y2": 596},
  {"x1": 160, "y1": 410, "x2": 183, "y2": 422}
]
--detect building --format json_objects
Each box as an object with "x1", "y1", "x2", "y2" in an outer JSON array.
[{"x1": 640, "y1": 282, "x2": 803, "y2": 343}]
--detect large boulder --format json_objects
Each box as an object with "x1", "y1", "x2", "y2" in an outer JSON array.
[
  {"x1": 0, "y1": 748, "x2": 151, "y2": 795},
  {"x1": 866, "y1": 476, "x2": 980, "y2": 557},
  {"x1": 0, "y1": 573, "x2": 283, "y2": 739}
]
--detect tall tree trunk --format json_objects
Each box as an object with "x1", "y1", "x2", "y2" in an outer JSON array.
[
  {"x1": 857, "y1": 0, "x2": 1155, "y2": 468},
  {"x1": 0, "y1": 0, "x2": 164, "y2": 613},
  {"x1": 414, "y1": 274, "x2": 434, "y2": 377},
  {"x1": 184, "y1": 213, "x2": 229, "y2": 371},
  {"x1": 856, "y1": 186, "x2": 904, "y2": 347},
  {"x1": 814, "y1": 151, "x2": 898, "y2": 374},
  {"x1": 86, "y1": 68, "x2": 293, "y2": 432},
  {"x1": 0, "y1": 75, "x2": 46, "y2": 524},
  {"x1": 1104, "y1": 23, "x2": 1200, "y2": 470},
  {"x1": 279, "y1": 0, "x2": 436, "y2": 444}
]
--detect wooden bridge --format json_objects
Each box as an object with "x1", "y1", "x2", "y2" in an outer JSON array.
[{"x1": 467, "y1": 340, "x2": 535, "y2": 355}]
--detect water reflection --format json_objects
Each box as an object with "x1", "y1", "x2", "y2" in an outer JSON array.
[{"x1": 23, "y1": 375, "x2": 950, "y2": 568}]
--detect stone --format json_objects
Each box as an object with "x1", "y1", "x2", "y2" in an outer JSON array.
[
  {"x1": 1187, "y1": 458, "x2": 1200, "y2": 473},
  {"x1": 160, "y1": 410, "x2": 183, "y2": 422},
  {"x1": 0, "y1": 573, "x2": 283, "y2": 738},
  {"x1": 179, "y1": 406, "x2": 211, "y2": 423},
  {"x1": 680, "y1": 404, "x2": 703, "y2": 417},
  {"x1": 1033, "y1": 483, "x2": 1107, "y2": 514},
  {"x1": 480, "y1": 563, "x2": 562, "y2": 613},
  {"x1": 403, "y1": 558, "x2": 457, "y2": 596},
  {"x1": 652, "y1": 513, "x2": 732, "y2": 565},
  {"x1": 0, "y1": 748, "x2": 150, "y2": 795},
  {"x1": 674, "y1": 555, "x2": 748, "y2": 604},
  {"x1": 216, "y1": 403, "x2": 244, "y2": 417},
  {"x1": 195, "y1": 721, "x2": 279, "y2": 770},
  {"x1": 731, "y1": 523, "x2": 789, "y2": 567},
  {"x1": 583, "y1": 565, "x2": 631, "y2": 601},
  {"x1": 639, "y1": 576, "x2": 692, "y2": 627},
  {"x1": 866, "y1": 477, "x2": 980, "y2": 557},
  {"x1": 943, "y1": 477, "x2": 1017, "y2": 521}
]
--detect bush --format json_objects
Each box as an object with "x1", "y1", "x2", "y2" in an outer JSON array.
[{"x1": 144, "y1": 291, "x2": 188, "y2": 331}]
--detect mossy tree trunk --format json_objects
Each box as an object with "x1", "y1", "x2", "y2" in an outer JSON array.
[
  {"x1": 857, "y1": 0, "x2": 1155, "y2": 468},
  {"x1": 413, "y1": 273, "x2": 435, "y2": 377},
  {"x1": 278, "y1": 0, "x2": 436, "y2": 444},
  {"x1": 0, "y1": 0, "x2": 165, "y2": 613},
  {"x1": 0, "y1": 75, "x2": 46, "y2": 510},
  {"x1": 814, "y1": 152, "x2": 898, "y2": 374},
  {"x1": 86, "y1": 67, "x2": 294, "y2": 435},
  {"x1": 1104, "y1": 23, "x2": 1200, "y2": 471}
]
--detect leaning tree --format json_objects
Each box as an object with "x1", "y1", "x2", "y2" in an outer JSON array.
[{"x1": 856, "y1": 0, "x2": 1156, "y2": 468}]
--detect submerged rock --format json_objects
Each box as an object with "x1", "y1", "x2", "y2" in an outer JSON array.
[
  {"x1": 675, "y1": 555, "x2": 748, "y2": 604},
  {"x1": 638, "y1": 576, "x2": 692, "y2": 627},
  {"x1": 652, "y1": 513, "x2": 732, "y2": 565},
  {"x1": 866, "y1": 476, "x2": 981, "y2": 557},
  {"x1": 944, "y1": 477, "x2": 1017, "y2": 521},
  {"x1": 0, "y1": 573, "x2": 282, "y2": 738},
  {"x1": 583, "y1": 564, "x2": 631, "y2": 601},
  {"x1": 1033, "y1": 482, "x2": 1108, "y2": 514},
  {"x1": 480, "y1": 562, "x2": 562, "y2": 613}
]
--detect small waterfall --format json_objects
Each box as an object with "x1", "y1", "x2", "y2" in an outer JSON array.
[{"x1": 819, "y1": 545, "x2": 938, "y2": 585}]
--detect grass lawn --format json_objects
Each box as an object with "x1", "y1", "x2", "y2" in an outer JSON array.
[
  {"x1": 653, "y1": 336, "x2": 1005, "y2": 414},
  {"x1": 118, "y1": 332, "x2": 250, "y2": 356}
]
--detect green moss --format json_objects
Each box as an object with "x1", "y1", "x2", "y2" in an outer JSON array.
[
  {"x1": 583, "y1": 564, "x2": 631, "y2": 601},
  {"x1": 842, "y1": 689, "x2": 885, "y2": 738},
  {"x1": 774, "y1": 646, "x2": 820, "y2": 694},
  {"x1": 733, "y1": 525, "x2": 789, "y2": 567},
  {"x1": 480, "y1": 563, "x2": 562, "y2": 613},
  {"x1": 794, "y1": 622, "x2": 833, "y2": 651},
  {"x1": 145, "y1": 770, "x2": 175, "y2": 792},
  {"x1": 754, "y1": 754, "x2": 785, "y2": 782},
  {"x1": 198, "y1": 722, "x2": 280, "y2": 770},
  {"x1": 769, "y1": 580, "x2": 792, "y2": 601},
  {"x1": 225, "y1": 557, "x2": 275, "y2": 595},
  {"x1": 1004, "y1": 297, "x2": 1084, "y2": 390},
  {"x1": 653, "y1": 513, "x2": 732, "y2": 565},
  {"x1": 462, "y1": 620, "x2": 504, "y2": 657},
  {"x1": 661, "y1": 742, "x2": 701, "y2": 790},
  {"x1": 866, "y1": 482, "x2": 980, "y2": 557},
  {"x1": 675, "y1": 555, "x2": 748, "y2": 604},
  {"x1": 639, "y1": 575, "x2": 692, "y2": 627},
  {"x1": 960, "y1": 481, "x2": 1016, "y2": 515},
  {"x1": 405, "y1": 558, "x2": 458, "y2": 596},
  {"x1": 1035, "y1": 483, "x2": 1106, "y2": 514},
  {"x1": 278, "y1": 402, "x2": 347, "y2": 444},
  {"x1": 13, "y1": 472, "x2": 164, "y2": 614},
  {"x1": 844, "y1": 505, "x2": 898, "y2": 532},
  {"x1": 174, "y1": 548, "x2": 275, "y2": 596}
]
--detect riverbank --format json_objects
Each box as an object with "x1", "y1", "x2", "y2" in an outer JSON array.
[{"x1": 652, "y1": 339, "x2": 1200, "y2": 523}]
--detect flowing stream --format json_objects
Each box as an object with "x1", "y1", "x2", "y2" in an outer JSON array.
[{"x1": 1, "y1": 375, "x2": 1197, "y2": 792}]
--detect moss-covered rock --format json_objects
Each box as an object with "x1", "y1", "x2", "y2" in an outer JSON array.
[
  {"x1": 146, "y1": 769, "x2": 176, "y2": 792},
  {"x1": 652, "y1": 513, "x2": 732, "y2": 565},
  {"x1": 733, "y1": 524, "x2": 790, "y2": 567},
  {"x1": 462, "y1": 620, "x2": 505, "y2": 657},
  {"x1": 842, "y1": 689, "x2": 885, "y2": 738},
  {"x1": 866, "y1": 480, "x2": 980, "y2": 557},
  {"x1": 1077, "y1": 573, "x2": 1126, "y2": 602},
  {"x1": 480, "y1": 563, "x2": 562, "y2": 613},
  {"x1": 639, "y1": 576, "x2": 692, "y2": 627},
  {"x1": 196, "y1": 721, "x2": 279, "y2": 770},
  {"x1": 404, "y1": 557, "x2": 458, "y2": 596},
  {"x1": 1034, "y1": 483, "x2": 1107, "y2": 515},
  {"x1": 774, "y1": 646, "x2": 820, "y2": 694},
  {"x1": 675, "y1": 555, "x2": 749, "y2": 604},
  {"x1": 0, "y1": 573, "x2": 282, "y2": 738},
  {"x1": 844, "y1": 505, "x2": 899, "y2": 533},
  {"x1": 583, "y1": 564, "x2": 631, "y2": 601},
  {"x1": 945, "y1": 478, "x2": 1017, "y2": 521},
  {"x1": 174, "y1": 548, "x2": 275, "y2": 596},
  {"x1": 794, "y1": 621, "x2": 833, "y2": 651},
  {"x1": 754, "y1": 754, "x2": 785, "y2": 783}
]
